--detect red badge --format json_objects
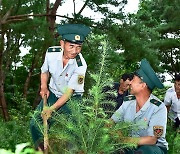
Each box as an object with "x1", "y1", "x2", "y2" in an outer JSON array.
[{"x1": 153, "y1": 126, "x2": 163, "y2": 137}]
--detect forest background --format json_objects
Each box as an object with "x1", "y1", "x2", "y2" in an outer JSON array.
[{"x1": 0, "y1": 0, "x2": 179, "y2": 153}]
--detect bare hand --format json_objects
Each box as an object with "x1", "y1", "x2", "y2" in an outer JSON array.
[{"x1": 40, "y1": 86, "x2": 50, "y2": 98}]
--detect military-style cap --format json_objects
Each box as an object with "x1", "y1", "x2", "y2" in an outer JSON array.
[
  {"x1": 135, "y1": 59, "x2": 164, "y2": 90},
  {"x1": 57, "y1": 24, "x2": 90, "y2": 44}
]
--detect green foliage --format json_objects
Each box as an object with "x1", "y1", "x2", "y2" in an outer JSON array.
[
  {"x1": 0, "y1": 93, "x2": 33, "y2": 151},
  {"x1": 0, "y1": 119, "x2": 32, "y2": 151},
  {"x1": 39, "y1": 40, "x2": 141, "y2": 153},
  {"x1": 9, "y1": 92, "x2": 33, "y2": 120},
  {"x1": 166, "y1": 120, "x2": 180, "y2": 154},
  {"x1": 152, "y1": 86, "x2": 170, "y2": 101},
  {"x1": 0, "y1": 143, "x2": 41, "y2": 154},
  {"x1": 126, "y1": 0, "x2": 180, "y2": 74}
]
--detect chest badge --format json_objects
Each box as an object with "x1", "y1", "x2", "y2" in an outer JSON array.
[
  {"x1": 153, "y1": 126, "x2": 163, "y2": 137},
  {"x1": 78, "y1": 75, "x2": 84, "y2": 84}
]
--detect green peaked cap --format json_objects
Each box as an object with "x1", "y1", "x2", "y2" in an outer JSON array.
[
  {"x1": 136, "y1": 59, "x2": 164, "y2": 90},
  {"x1": 57, "y1": 24, "x2": 91, "y2": 44}
]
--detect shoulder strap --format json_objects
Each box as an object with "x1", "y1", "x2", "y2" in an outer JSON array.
[
  {"x1": 76, "y1": 54, "x2": 83, "y2": 67},
  {"x1": 150, "y1": 99, "x2": 161, "y2": 107},
  {"x1": 48, "y1": 47, "x2": 62, "y2": 52},
  {"x1": 123, "y1": 95, "x2": 136, "y2": 101}
]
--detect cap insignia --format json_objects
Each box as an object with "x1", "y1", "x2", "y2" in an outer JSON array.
[
  {"x1": 153, "y1": 126, "x2": 163, "y2": 137},
  {"x1": 75, "y1": 35, "x2": 80, "y2": 40}
]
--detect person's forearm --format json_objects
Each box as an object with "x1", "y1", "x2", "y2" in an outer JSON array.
[
  {"x1": 40, "y1": 72, "x2": 50, "y2": 97},
  {"x1": 51, "y1": 88, "x2": 74, "y2": 110},
  {"x1": 41, "y1": 72, "x2": 49, "y2": 88},
  {"x1": 123, "y1": 136, "x2": 157, "y2": 146},
  {"x1": 138, "y1": 136, "x2": 157, "y2": 145},
  {"x1": 166, "y1": 105, "x2": 170, "y2": 112}
]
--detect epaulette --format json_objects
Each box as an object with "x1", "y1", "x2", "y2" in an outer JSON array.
[
  {"x1": 150, "y1": 99, "x2": 161, "y2": 107},
  {"x1": 76, "y1": 54, "x2": 83, "y2": 67},
  {"x1": 123, "y1": 95, "x2": 136, "y2": 101},
  {"x1": 48, "y1": 47, "x2": 62, "y2": 52},
  {"x1": 167, "y1": 88, "x2": 173, "y2": 93}
]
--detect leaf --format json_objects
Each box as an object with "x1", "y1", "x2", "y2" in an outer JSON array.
[{"x1": 15, "y1": 143, "x2": 30, "y2": 154}]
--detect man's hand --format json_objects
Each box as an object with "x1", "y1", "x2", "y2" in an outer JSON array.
[
  {"x1": 40, "y1": 86, "x2": 50, "y2": 98},
  {"x1": 41, "y1": 106, "x2": 55, "y2": 120}
]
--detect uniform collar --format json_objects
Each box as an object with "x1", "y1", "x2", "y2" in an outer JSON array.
[
  {"x1": 139, "y1": 95, "x2": 152, "y2": 112},
  {"x1": 57, "y1": 50, "x2": 75, "y2": 65}
]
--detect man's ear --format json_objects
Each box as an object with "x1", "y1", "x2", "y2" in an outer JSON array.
[
  {"x1": 120, "y1": 79, "x2": 123, "y2": 84},
  {"x1": 142, "y1": 82, "x2": 147, "y2": 89},
  {"x1": 60, "y1": 40, "x2": 64, "y2": 47}
]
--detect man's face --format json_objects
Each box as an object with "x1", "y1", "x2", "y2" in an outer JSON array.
[
  {"x1": 120, "y1": 79, "x2": 131, "y2": 92},
  {"x1": 129, "y1": 75, "x2": 145, "y2": 95},
  {"x1": 60, "y1": 40, "x2": 82, "y2": 59},
  {"x1": 174, "y1": 80, "x2": 180, "y2": 94}
]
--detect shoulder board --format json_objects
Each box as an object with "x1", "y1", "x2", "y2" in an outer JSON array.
[
  {"x1": 123, "y1": 95, "x2": 136, "y2": 101},
  {"x1": 48, "y1": 47, "x2": 62, "y2": 52},
  {"x1": 167, "y1": 88, "x2": 173, "y2": 92},
  {"x1": 150, "y1": 99, "x2": 161, "y2": 107},
  {"x1": 76, "y1": 54, "x2": 83, "y2": 67}
]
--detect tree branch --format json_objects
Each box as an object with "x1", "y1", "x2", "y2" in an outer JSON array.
[
  {"x1": 77, "y1": 0, "x2": 89, "y2": 15},
  {"x1": 73, "y1": 0, "x2": 76, "y2": 15},
  {"x1": 3, "y1": 14, "x2": 73, "y2": 25},
  {"x1": 1, "y1": 7, "x2": 13, "y2": 24},
  {"x1": 51, "y1": 0, "x2": 62, "y2": 15}
]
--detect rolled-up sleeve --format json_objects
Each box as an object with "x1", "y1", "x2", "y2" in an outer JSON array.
[
  {"x1": 111, "y1": 105, "x2": 124, "y2": 123},
  {"x1": 41, "y1": 52, "x2": 49, "y2": 73},
  {"x1": 147, "y1": 105, "x2": 167, "y2": 137},
  {"x1": 164, "y1": 91, "x2": 171, "y2": 106}
]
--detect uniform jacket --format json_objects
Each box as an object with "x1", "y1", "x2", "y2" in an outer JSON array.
[
  {"x1": 111, "y1": 94, "x2": 168, "y2": 149},
  {"x1": 41, "y1": 46, "x2": 87, "y2": 98}
]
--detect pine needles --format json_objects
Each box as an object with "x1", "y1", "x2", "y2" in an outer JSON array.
[{"x1": 39, "y1": 40, "x2": 140, "y2": 153}]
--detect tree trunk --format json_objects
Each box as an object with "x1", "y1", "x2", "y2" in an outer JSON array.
[
  {"x1": 32, "y1": 0, "x2": 63, "y2": 107},
  {"x1": 32, "y1": 83, "x2": 41, "y2": 108},
  {"x1": 0, "y1": 25, "x2": 9, "y2": 121},
  {"x1": 23, "y1": 55, "x2": 38, "y2": 98},
  {"x1": 46, "y1": 0, "x2": 62, "y2": 34}
]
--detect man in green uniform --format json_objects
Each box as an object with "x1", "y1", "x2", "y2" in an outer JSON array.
[
  {"x1": 111, "y1": 59, "x2": 168, "y2": 154},
  {"x1": 30, "y1": 24, "x2": 91, "y2": 151}
]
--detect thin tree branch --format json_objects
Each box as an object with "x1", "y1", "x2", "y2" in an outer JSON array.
[
  {"x1": 1, "y1": 7, "x2": 13, "y2": 24},
  {"x1": 3, "y1": 14, "x2": 73, "y2": 25},
  {"x1": 73, "y1": 0, "x2": 76, "y2": 15},
  {"x1": 77, "y1": 0, "x2": 89, "y2": 15},
  {"x1": 46, "y1": 0, "x2": 50, "y2": 14}
]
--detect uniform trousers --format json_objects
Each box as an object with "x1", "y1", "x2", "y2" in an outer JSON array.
[
  {"x1": 30, "y1": 90, "x2": 81, "y2": 148},
  {"x1": 124, "y1": 145, "x2": 167, "y2": 154}
]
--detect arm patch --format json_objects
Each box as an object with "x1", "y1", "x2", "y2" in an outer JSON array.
[
  {"x1": 150, "y1": 99, "x2": 161, "y2": 106},
  {"x1": 76, "y1": 54, "x2": 83, "y2": 67}
]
